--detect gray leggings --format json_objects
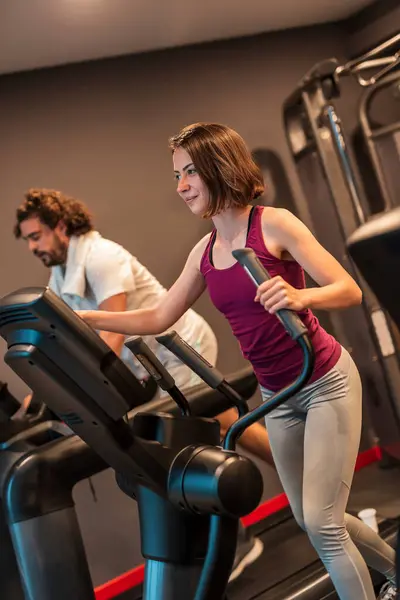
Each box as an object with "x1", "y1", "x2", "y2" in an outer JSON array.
[{"x1": 262, "y1": 347, "x2": 396, "y2": 600}]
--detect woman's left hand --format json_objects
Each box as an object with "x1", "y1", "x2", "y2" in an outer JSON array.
[{"x1": 255, "y1": 276, "x2": 307, "y2": 314}]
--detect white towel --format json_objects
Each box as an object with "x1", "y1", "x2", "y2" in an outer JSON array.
[{"x1": 48, "y1": 231, "x2": 101, "y2": 301}]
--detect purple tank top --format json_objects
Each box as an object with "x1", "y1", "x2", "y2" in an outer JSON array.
[{"x1": 200, "y1": 205, "x2": 341, "y2": 391}]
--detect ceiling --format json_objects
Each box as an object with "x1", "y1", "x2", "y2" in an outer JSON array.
[{"x1": 0, "y1": 0, "x2": 376, "y2": 76}]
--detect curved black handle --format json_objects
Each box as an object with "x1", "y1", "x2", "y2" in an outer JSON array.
[
  {"x1": 124, "y1": 336, "x2": 175, "y2": 391},
  {"x1": 155, "y1": 331, "x2": 224, "y2": 389},
  {"x1": 232, "y1": 248, "x2": 307, "y2": 340},
  {"x1": 194, "y1": 515, "x2": 238, "y2": 600}
]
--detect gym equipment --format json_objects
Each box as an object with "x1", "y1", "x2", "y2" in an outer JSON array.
[
  {"x1": 347, "y1": 207, "x2": 400, "y2": 460},
  {"x1": 0, "y1": 284, "x2": 268, "y2": 600},
  {"x1": 0, "y1": 368, "x2": 157, "y2": 599},
  {"x1": 0, "y1": 375, "x2": 74, "y2": 600},
  {"x1": 1, "y1": 369, "x2": 257, "y2": 600},
  {"x1": 283, "y1": 33, "x2": 400, "y2": 458},
  {"x1": 347, "y1": 206, "x2": 400, "y2": 595},
  {"x1": 358, "y1": 71, "x2": 400, "y2": 213},
  {"x1": 0, "y1": 250, "x2": 314, "y2": 600},
  {"x1": 1, "y1": 252, "x2": 399, "y2": 600},
  {"x1": 0, "y1": 417, "x2": 72, "y2": 600}
]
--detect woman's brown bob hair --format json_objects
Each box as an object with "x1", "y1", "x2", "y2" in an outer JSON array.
[{"x1": 168, "y1": 123, "x2": 264, "y2": 218}]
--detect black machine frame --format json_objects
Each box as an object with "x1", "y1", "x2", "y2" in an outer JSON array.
[
  {"x1": 283, "y1": 33, "x2": 400, "y2": 456},
  {"x1": 1, "y1": 370, "x2": 257, "y2": 600},
  {"x1": 358, "y1": 70, "x2": 400, "y2": 212},
  {"x1": 0, "y1": 419, "x2": 72, "y2": 600},
  {"x1": 347, "y1": 206, "x2": 400, "y2": 596}
]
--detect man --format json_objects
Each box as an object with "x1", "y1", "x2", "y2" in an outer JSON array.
[{"x1": 14, "y1": 188, "x2": 275, "y2": 580}]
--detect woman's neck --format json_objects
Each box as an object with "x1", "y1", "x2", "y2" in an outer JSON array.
[{"x1": 212, "y1": 206, "x2": 252, "y2": 243}]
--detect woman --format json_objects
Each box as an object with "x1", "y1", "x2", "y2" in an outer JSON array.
[{"x1": 78, "y1": 123, "x2": 397, "y2": 600}]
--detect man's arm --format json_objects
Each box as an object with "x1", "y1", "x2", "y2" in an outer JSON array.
[{"x1": 82, "y1": 242, "x2": 136, "y2": 350}]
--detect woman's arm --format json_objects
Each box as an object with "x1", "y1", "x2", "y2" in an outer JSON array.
[
  {"x1": 78, "y1": 236, "x2": 210, "y2": 335},
  {"x1": 257, "y1": 208, "x2": 362, "y2": 313},
  {"x1": 97, "y1": 292, "x2": 128, "y2": 355}
]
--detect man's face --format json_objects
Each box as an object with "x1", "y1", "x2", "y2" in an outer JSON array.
[{"x1": 19, "y1": 217, "x2": 69, "y2": 267}]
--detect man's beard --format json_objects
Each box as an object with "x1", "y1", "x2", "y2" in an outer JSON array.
[{"x1": 35, "y1": 237, "x2": 68, "y2": 267}]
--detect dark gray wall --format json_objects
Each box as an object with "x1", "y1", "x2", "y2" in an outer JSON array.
[
  {"x1": 0, "y1": 23, "x2": 347, "y2": 399},
  {"x1": 345, "y1": 0, "x2": 400, "y2": 56}
]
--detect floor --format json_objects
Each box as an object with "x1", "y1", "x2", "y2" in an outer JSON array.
[{"x1": 119, "y1": 461, "x2": 400, "y2": 600}]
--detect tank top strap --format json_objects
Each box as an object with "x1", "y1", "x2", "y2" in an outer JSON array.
[
  {"x1": 246, "y1": 204, "x2": 265, "y2": 248},
  {"x1": 246, "y1": 204, "x2": 291, "y2": 273},
  {"x1": 200, "y1": 230, "x2": 217, "y2": 275}
]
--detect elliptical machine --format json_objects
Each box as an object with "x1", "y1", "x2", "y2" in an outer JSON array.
[{"x1": 0, "y1": 249, "x2": 315, "y2": 600}]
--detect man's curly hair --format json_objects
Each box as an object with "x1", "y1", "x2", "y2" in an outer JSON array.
[{"x1": 14, "y1": 189, "x2": 94, "y2": 238}]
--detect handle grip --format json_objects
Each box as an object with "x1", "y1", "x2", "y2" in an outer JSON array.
[
  {"x1": 124, "y1": 336, "x2": 175, "y2": 391},
  {"x1": 232, "y1": 248, "x2": 308, "y2": 340},
  {"x1": 155, "y1": 331, "x2": 224, "y2": 389}
]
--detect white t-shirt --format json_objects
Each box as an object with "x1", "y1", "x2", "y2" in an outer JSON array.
[{"x1": 48, "y1": 231, "x2": 215, "y2": 379}]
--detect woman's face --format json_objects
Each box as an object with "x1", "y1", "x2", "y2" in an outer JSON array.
[{"x1": 173, "y1": 147, "x2": 210, "y2": 217}]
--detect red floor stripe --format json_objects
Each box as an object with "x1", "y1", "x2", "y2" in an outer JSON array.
[
  {"x1": 94, "y1": 445, "x2": 382, "y2": 599},
  {"x1": 95, "y1": 565, "x2": 145, "y2": 600},
  {"x1": 242, "y1": 490, "x2": 289, "y2": 527},
  {"x1": 355, "y1": 445, "x2": 381, "y2": 469}
]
